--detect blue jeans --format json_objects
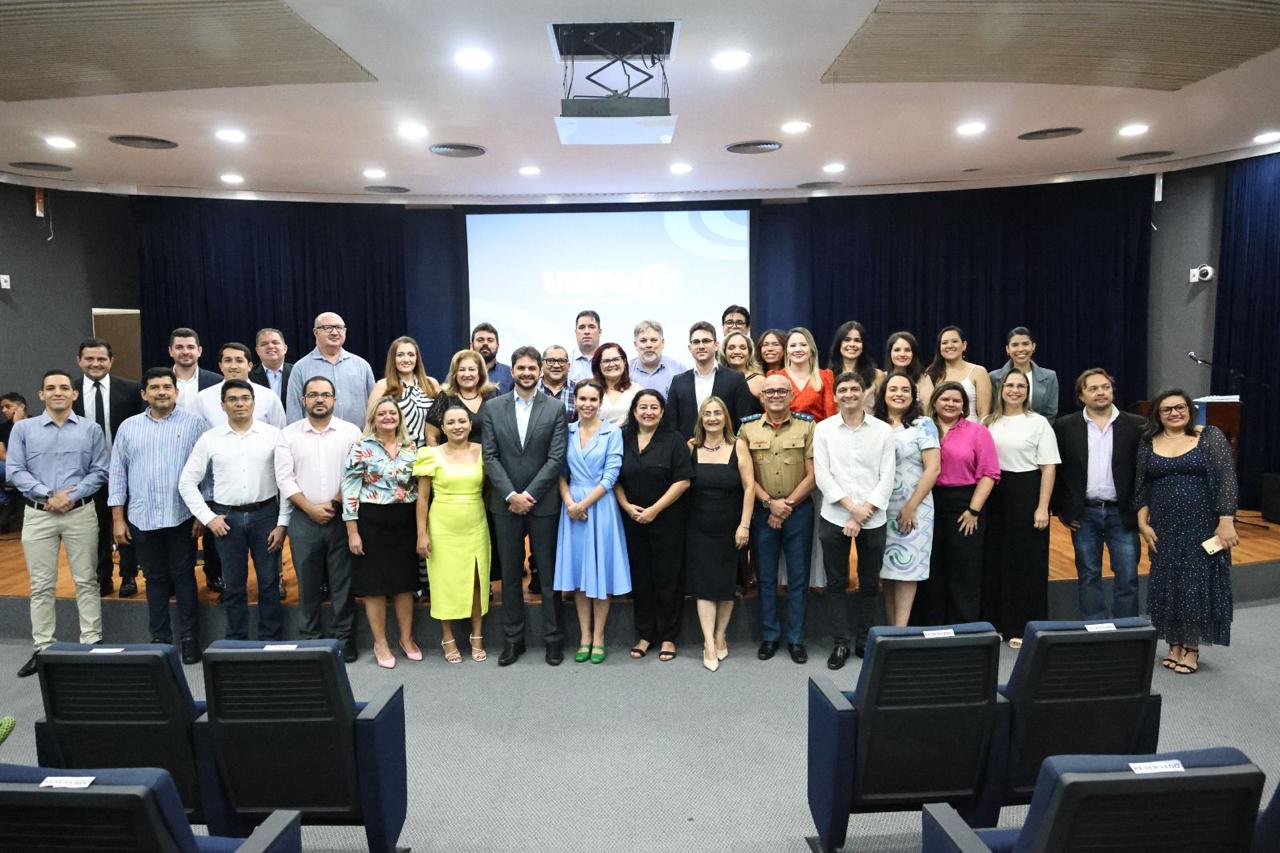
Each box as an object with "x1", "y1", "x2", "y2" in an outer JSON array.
[
  {"x1": 1072, "y1": 505, "x2": 1140, "y2": 620},
  {"x1": 752, "y1": 499, "x2": 814, "y2": 644},
  {"x1": 130, "y1": 521, "x2": 199, "y2": 643},
  {"x1": 211, "y1": 502, "x2": 283, "y2": 640}
]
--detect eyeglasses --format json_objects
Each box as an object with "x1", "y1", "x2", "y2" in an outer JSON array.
[
  {"x1": 315, "y1": 325, "x2": 346, "y2": 333},
  {"x1": 600, "y1": 357, "x2": 624, "y2": 366},
  {"x1": 761, "y1": 389, "x2": 790, "y2": 398},
  {"x1": 689, "y1": 337, "x2": 716, "y2": 346},
  {"x1": 544, "y1": 357, "x2": 568, "y2": 366},
  {"x1": 304, "y1": 392, "x2": 335, "y2": 400},
  {"x1": 1158, "y1": 403, "x2": 1189, "y2": 415},
  {"x1": 723, "y1": 319, "x2": 747, "y2": 328}
]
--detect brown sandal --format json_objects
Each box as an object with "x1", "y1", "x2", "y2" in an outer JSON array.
[
  {"x1": 1173, "y1": 647, "x2": 1199, "y2": 675},
  {"x1": 1161, "y1": 644, "x2": 1184, "y2": 670}
]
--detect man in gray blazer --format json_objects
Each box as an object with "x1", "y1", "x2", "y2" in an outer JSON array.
[{"x1": 481, "y1": 346, "x2": 569, "y2": 666}]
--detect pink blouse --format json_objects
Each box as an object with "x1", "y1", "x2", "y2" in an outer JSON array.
[{"x1": 935, "y1": 418, "x2": 1001, "y2": 487}]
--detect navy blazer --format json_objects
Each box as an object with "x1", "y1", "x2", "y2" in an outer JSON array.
[
  {"x1": 664, "y1": 367, "x2": 760, "y2": 440},
  {"x1": 1051, "y1": 408, "x2": 1145, "y2": 527}
]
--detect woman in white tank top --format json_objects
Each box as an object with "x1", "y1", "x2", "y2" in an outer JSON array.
[{"x1": 921, "y1": 325, "x2": 992, "y2": 422}]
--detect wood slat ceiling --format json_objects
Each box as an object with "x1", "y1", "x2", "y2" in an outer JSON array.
[
  {"x1": 0, "y1": 0, "x2": 374, "y2": 102},
  {"x1": 822, "y1": 0, "x2": 1280, "y2": 91}
]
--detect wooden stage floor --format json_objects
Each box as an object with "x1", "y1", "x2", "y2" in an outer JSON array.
[{"x1": 1, "y1": 513, "x2": 1277, "y2": 604}]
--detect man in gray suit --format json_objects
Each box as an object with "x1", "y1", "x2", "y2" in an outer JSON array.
[{"x1": 480, "y1": 346, "x2": 569, "y2": 666}]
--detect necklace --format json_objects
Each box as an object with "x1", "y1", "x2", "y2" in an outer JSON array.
[
  {"x1": 702, "y1": 442, "x2": 725, "y2": 452},
  {"x1": 459, "y1": 392, "x2": 480, "y2": 401}
]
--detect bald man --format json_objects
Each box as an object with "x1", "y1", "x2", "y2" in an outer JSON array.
[{"x1": 285, "y1": 312, "x2": 376, "y2": 425}]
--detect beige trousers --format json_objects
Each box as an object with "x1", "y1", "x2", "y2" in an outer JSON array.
[{"x1": 21, "y1": 502, "x2": 102, "y2": 649}]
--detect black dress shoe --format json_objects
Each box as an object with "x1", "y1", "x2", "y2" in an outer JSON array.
[
  {"x1": 527, "y1": 572, "x2": 542, "y2": 595},
  {"x1": 206, "y1": 577, "x2": 225, "y2": 594},
  {"x1": 757, "y1": 640, "x2": 779, "y2": 660},
  {"x1": 498, "y1": 641, "x2": 526, "y2": 667},
  {"x1": 99, "y1": 581, "x2": 114, "y2": 597},
  {"x1": 545, "y1": 644, "x2": 563, "y2": 666},
  {"x1": 854, "y1": 644, "x2": 866, "y2": 659},
  {"x1": 119, "y1": 579, "x2": 138, "y2": 598},
  {"x1": 320, "y1": 581, "x2": 330, "y2": 600},
  {"x1": 342, "y1": 641, "x2": 359, "y2": 663},
  {"x1": 827, "y1": 644, "x2": 850, "y2": 670},
  {"x1": 17, "y1": 653, "x2": 38, "y2": 678},
  {"x1": 788, "y1": 643, "x2": 809, "y2": 664},
  {"x1": 180, "y1": 638, "x2": 201, "y2": 665}
]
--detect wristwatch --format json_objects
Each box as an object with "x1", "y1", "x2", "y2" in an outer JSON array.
[{"x1": 760, "y1": 498, "x2": 772, "y2": 511}]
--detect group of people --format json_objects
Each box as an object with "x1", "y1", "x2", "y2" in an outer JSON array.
[{"x1": 1, "y1": 305, "x2": 1238, "y2": 679}]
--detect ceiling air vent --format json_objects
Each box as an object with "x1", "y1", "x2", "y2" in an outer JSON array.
[
  {"x1": 1116, "y1": 150, "x2": 1175, "y2": 161},
  {"x1": 109, "y1": 135, "x2": 178, "y2": 149},
  {"x1": 796, "y1": 181, "x2": 840, "y2": 189},
  {"x1": 726, "y1": 140, "x2": 782, "y2": 154},
  {"x1": 1017, "y1": 127, "x2": 1083, "y2": 141},
  {"x1": 430, "y1": 143, "x2": 486, "y2": 158},
  {"x1": 9, "y1": 161, "x2": 71, "y2": 171},
  {"x1": 364, "y1": 185, "x2": 411, "y2": 194}
]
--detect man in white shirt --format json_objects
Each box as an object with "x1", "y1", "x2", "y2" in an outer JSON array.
[
  {"x1": 275, "y1": 376, "x2": 362, "y2": 661},
  {"x1": 813, "y1": 371, "x2": 896, "y2": 669},
  {"x1": 196, "y1": 343, "x2": 286, "y2": 429},
  {"x1": 179, "y1": 379, "x2": 290, "y2": 641}
]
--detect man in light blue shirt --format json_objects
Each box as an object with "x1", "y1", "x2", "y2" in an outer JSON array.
[
  {"x1": 471, "y1": 322, "x2": 513, "y2": 393},
  {"x1": 109, "y1": 366, "x2": 209, "y2": 662},
  {"x1": 628, "y1": 319, "x2": 685, "y2": 399},
  {"x1": 285, "y1": 311, "x2": 376, "y2": 425},
  {"x1": 569, "y1": 310, "x2": 602, "y2": 384},
  {"x1": 7, "y1": 369, "x2": 109, "y2": 677}
]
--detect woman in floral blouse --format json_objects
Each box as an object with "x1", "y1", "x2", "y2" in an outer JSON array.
[{"x1": 343, "y1": 396, "x2": 422, "y2": 669}]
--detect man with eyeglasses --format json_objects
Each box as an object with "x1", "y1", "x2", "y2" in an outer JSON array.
[
  {"x1": 538, "y1": 345, "x2": 576, "y2": 420},
  {"x1": 275, "y1": 376, "x2": 362, "y2": 661},
  {"x1": 285, "y1": 311, "x2": 375, "y2": 426},
  {"x1": 629, "y1": 319, "x2": 685, "y2": 399},
  {"x1": 721, "y1": 305, "x2": 751, "y2": 341},
  {"x1": 665, "y1": 321, "x2": 756, "y2": 439},
  {"x1": 1051, "y1": 368, "x2": 1145, "y2": 619}
]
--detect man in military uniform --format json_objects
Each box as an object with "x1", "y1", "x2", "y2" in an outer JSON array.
[{"x1": 740, "y1": 374, "x2": 816, "y2": 663}]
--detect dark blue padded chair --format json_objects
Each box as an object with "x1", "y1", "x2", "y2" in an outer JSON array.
[
  {"x1": 972, "y1": 618, "x2": 1161, "y2": 824},
  {"x1": 1256, "y1": 784, "x2": 1280, "y2": 852},
  {"x1": 197, "y1": 640, "x2": 408, "y2": 853},
  {"x1": 33, "y1": 642, "x2": 222, "y2": 822},
  {"x1": 0, "y1": 762, "x2": 300, "y2": 852},
  {"x1": 922, "y1": 748, "x2": 1265, "y2": 852},
  {"x1": 807, "y1": 623, "x2": 1006, "y2": 852}
]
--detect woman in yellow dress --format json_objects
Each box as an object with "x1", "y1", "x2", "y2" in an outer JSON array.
[{"x1": 414, "y1": 402, "x2": 491, "y2": 663}]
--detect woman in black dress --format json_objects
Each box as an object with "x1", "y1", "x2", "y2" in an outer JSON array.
[
  {"x1": 1136, "y1": 390, "x2": 1239, "y2": 675},
  {"x1": 615, "y1": 389, "x2": 693, "y2": 662},
  {"x1": 425, "y1": 348, "x2": 498, "y2": 445},
  {"x1": 687, "y1": 396, "x2": 756, "y2": 671}
]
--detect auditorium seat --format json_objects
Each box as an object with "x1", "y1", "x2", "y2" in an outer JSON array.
[
  {"x1": 33, "y1": 642, "x2": 221, "y2": 822},
  {"x1": 1256, "y1": 783, "x2": 1280, "y2": 852},
  {"x1": 806, "y1": 623, "x2": 1005, "y2": 852},
  {"x1": 922, "y1": 748, "x2": 1265, "y2": 852},
  {"x1": 197, "y1": 640, "x2": 407, "y2": 853},
  {"x1": 0, "y1": 762, "x2": 300, "y2": 852},
  {"x1": 972, "y1": 618, "x2": 1161, "y2": 824}
]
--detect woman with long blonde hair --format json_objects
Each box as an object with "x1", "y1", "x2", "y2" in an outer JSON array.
[
  {"x1": 369, "y1": 336, "x2": 441, "y2": 447},
  {"x1": 424, "y1": 348, "x2": 498, "y2": 444}
]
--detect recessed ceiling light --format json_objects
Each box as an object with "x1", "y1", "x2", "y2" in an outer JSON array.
[
  {"x1": 45, "y1": 136, "x2": 76, "y2": 149},
  {"x1": 658, "y1": 134, "x2": 673, "y2": 144},
  {"x1": 397, "y1": 121, "x2": 428, "y2": 141},
  {"x1": 822, "y1": 162, "x2": 845, "y2": 174},
  {"x1": 781, "y1": 121, "x2": 811, "y2": 135},
  {"x1": 215, "y1": 128, "x2": 246, "y2": 143},
  {"x1": 956, "y1": 121, "x2": 987, "y2": 137},
  {"x1": 669, "y1": 162, "x2": 692, "y2": 175},
  {"x1": 1119, "y1": 123, "x2": 1149, "y2": 137},
  {"x1": 220, "y1": 173, "x2": 244, "y2": 185},
  {"x1": 454, "y1": 48, "x2": 493, "y2": 71},
  {"x1": 1254, "y1": 131, "x2": 1280, "y2": 145},
  {"x1": 519, "y1": 165, "x2": 541, "y2": 176},
  {"x1": 711, "y1": 50, "x2": 750, "y2": 71},
  {"x1": 363, "y1": 168, "x2": 386, "y2": 179}
]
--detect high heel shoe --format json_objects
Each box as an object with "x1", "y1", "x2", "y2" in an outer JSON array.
[
  {"x1": 590, "y1": 644, "x2": 607, "y2": 664},
  {"x1": 374, "y1": 646, "x2": 396, "y2": 669},
  {"x1": 574, "y1": 644, "x2": 591, "y2": 663},
  {"x1": 469, "y1": 634, "x2": 487, "y2": 662},
  {"x1": 716, "y1": 639, "x2": 729, "y2": 661},
  {"x1": 703, "y1": 653, "x2": 720, "y2": 672},
  {"x1": 440, "y1": 639, "x2": 461, "y2": 664},
  {"x1": 400, "y1": 639, "x2": 423, "y2": 661}
]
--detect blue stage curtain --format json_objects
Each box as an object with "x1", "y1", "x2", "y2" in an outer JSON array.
[
  {"x1": 1212, "y1": 152, "x2": 1280, "y2": 506},
  {"x1": 750, "y1": 178, "x2": 1153, "y2": 415},
  {"x1": 132, "y1": 197, "x2": 405, "y2": 371},
  {"x1": 403, "y1": 209, "x2": 470, "y2": 378}
]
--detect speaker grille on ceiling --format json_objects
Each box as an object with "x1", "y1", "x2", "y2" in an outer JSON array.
[
  {"x1": 1017, "y1": 127, "x2": 1083, "y2": 141},
  {"x1": 726, "y1": 140, "x2": 782, "y2": 154},
  {"x1": 1116, "y1": 150, "x2": 1175, "y2": 161},
  {"x1": 430, "y1": 143, "x2": 486, "y2": 158},
  {"x1": 364, "y1": 185, "x2": 411, "y2": 194},
  {"x1": 108, "y1": 134, "x2": 178, "y2": 149},
  {"x1": 8, "y1": 161, "x2": 72, "y2": 172},
  {"x1": 796, "y1": 181, "x2": 841, "y2": 189}
]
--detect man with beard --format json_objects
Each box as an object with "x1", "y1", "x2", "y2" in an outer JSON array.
[
  {"x1": 470, "y1": 323, "x2": 513, "y2": 393},
  {"x1": 538, "y1": 345, "x2": 576, "y2": 419},
  {"x1": 628, "y1": 319, "x2": 685, "y2": 399}
]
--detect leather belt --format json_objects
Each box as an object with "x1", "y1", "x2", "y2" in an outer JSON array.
[
  {"x1": 25, "y1": 497, "x2": 92, "y2": 512},
  {"x1": 210, "y1": 497, "x2": 275, "y2": 514}
]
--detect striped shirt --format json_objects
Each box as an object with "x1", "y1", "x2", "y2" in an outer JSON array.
[
  {"x1": 285, "y1": 347, "x2": 376, "y2": 426},
  {"x1": 108, "y1": 407, "x2": 209, "y2": 531}
]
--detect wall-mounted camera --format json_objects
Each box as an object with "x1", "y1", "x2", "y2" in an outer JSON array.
[{"x1": 1189, "y1": 263, "x2": 1215, "y2": 283}]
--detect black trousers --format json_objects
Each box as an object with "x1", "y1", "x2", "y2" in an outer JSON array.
[
  {"x1": 818, "y1": 518, "x2": 887, "y2": 648},
  {"x1": 916, "y1": 485, "x2": 984, "y2": 626},
  {"x1": 493, "y1": 511, "x2": 563, "y2": 645},
  {"x1": 130, "y1": 520, "x2": 198, "y2": 643},
  {"x1": 981, "y1": 470, "x2": 1050, "y2": 638},
  {"x1": 289, "y1": 512, "x2": 355, "y2": 643},
  {"x1": 200, "y1": 530, "x2": 221, "y2": 584},
  {"x1": 623, "y1": 512, "x2": 686, "y2": 645},
  {"x1": 93, "y1": 489, "x2": 136, "y2": 584}
]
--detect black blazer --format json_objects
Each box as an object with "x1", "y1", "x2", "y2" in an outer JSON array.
[
  {"x1": 480, "y1": 392, "x2": 568, "y2": 517},
  {"x1": 248, "y1": 362, "x2": 293, "y2": 394},
  {"x1": 72, "y1": 374, "x2": 142, "y2": 437},
  {"x1": 1051, "y1": 409, "x2": 1145, "y2": 527},
  {"x1": 195, "y1": 368, "x2": 223, "y2": 391},
  {"x1": 665, "y1": 367, "x2": 760, "y2": 440}
]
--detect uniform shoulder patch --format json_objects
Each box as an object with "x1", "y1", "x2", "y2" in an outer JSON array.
[
  {"x1": 740, "y1": 413, "x2": 763, "y2": 423},
  {"x1": 793, "y1": 412, "x2": 814, "y2": 422}
]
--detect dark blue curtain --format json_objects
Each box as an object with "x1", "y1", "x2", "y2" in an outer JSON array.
[
  {"x1": 132, "y1": 197, "x2": 405, "y2": 370},
  {"x1": 753, "y1": 178, "x2": 1154, "y2": 414},
  {"x1": 403, "y1": 209, "x2": 469, "y2": 377},
  {"x1": 1212, "y1": 152, "x2": 1280, "y2": 506}
]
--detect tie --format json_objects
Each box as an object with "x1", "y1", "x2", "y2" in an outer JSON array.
[{"x1": 93, "y1": 380, "x2": 107, "y2": 440}]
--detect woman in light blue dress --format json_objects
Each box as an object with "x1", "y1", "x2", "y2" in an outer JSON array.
[
  {"x1": 874, "y1": 370, "x2": 941, "y2": 626},
  {"x1": 554, "y1": 379, "x2": 632, "y2": 663}
]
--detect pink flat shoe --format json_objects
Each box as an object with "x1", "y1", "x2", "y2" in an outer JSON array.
[{"x1": 400, "y1": 640, "x2": 424, "y2": 662}]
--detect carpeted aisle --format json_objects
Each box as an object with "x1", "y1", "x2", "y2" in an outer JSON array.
[{"x1": 1, "y1": 600, "x2": 1277, "y2": 852}]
